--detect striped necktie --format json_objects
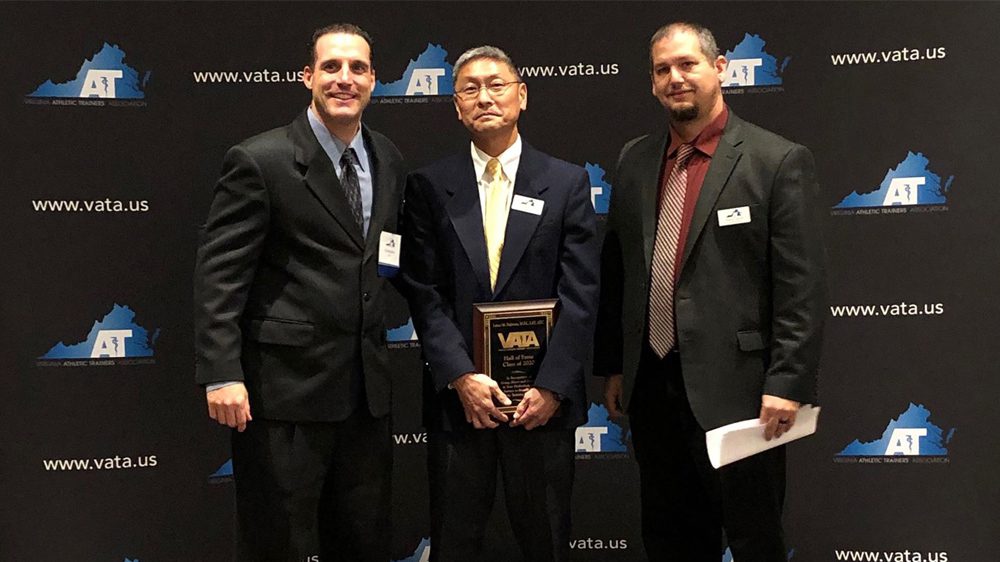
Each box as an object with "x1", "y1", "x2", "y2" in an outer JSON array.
[{"x1": 647, "y1": 144, "x2": 695, "y2": 358}]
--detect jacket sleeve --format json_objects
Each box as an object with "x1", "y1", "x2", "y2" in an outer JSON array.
[
  {"x1": 193, "y1": 145, "x2": 270, "y2": 385},
  {"x1": 534, "y1": 168, "x2": 601, "y2": 397},
  {"x1": 593, "y1": 137, "x2": 645, "y2": 377},
  {"x1": 762, "y1": 144, "x2": 827, "y2": 403},
  {"x1": 398, "y1": 172, "x2": 477, "y2": 391}
]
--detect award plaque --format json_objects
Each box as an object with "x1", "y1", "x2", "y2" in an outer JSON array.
[{"x1": 473, "y1": 299, "x2": 559, "y2": 414}]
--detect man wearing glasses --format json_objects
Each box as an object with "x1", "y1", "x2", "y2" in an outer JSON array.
[{"x1": 399, "y1": 46, "x2": 599, "y2": 562}]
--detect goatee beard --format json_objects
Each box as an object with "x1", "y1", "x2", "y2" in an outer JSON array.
[{"x1": 669, "y1": 104, "x2": 699, "y2": 122}]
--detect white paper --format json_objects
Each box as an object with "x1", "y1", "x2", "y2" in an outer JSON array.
[
  {"x1": 717, "y1": 206, "x2": 751, "y2": 226},
  {"x1": 378, "y1": 231, "x2": 401, "y2": 267},
  {"x1": 705, "y1": 405, "x2": 820, "y2": 469},
  {"x1": 511, "y1": 194, "x2": 544, "y2": 215}
]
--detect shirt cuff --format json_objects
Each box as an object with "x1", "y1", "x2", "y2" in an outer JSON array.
[{"x1": 205, "y1": 381, "x2": 241, "y2": 393}]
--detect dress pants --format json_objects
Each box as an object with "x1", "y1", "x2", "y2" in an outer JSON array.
[
  {"x1": 427, "y1": 423, "x2": 575, "y2": 562},
  {"x1": 231, "y1": 409, "x2": 392, "y2": 562},
  {"x1": 629, "y1": 347, "x2": 787, "y2": 562}
]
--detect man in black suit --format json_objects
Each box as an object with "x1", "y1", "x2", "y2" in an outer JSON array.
[
  {"x1": 193, "y1": 23, "x2": 405, "y2": 562},
  {"x1": 595, "y1": 22, "x2": 826, "y2": 561},
  {"x1": 399, "y1": 46, "x2": 599, "y2": 562}
]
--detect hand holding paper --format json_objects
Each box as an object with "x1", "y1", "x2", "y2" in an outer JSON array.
[{"x1": 706, "y1": 405, "x2": 821, "y2": 469}]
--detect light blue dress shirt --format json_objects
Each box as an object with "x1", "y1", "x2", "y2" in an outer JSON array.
[{"x1": 307, "y1": 106, "x2": 374, "y2": 237}]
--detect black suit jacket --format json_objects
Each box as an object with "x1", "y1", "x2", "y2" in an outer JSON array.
[
  {"x1": 400, "y1": 143, "x2": 600, "y2": 431},
  {"x1": 595, "y1": 111, "x2": 827, "y2": 430},
  {"x1": 194, "y1": 111, "x2": 406, "y2": 422}
]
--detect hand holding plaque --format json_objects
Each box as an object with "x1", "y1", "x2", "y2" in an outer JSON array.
[
  {"x1": 473, "y1": 299, "x2": 559, "y2": 417},
  {"x1": 452, "y1": 373, "x2": 512, "y2": 429},
  {"x1": 510, "y1": 387, "x2": 561, "y2": 430}
]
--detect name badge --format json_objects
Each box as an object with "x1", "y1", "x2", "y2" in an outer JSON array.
[
  {"x1": 717, "y1": 206, "x2": 751, "y2": 227},
  {"x1": 511, "y1": 194, "x2": 544, "y2": 215},
  {"x1": 378, "y1": 231, "x2": 401, "y2": 277}
]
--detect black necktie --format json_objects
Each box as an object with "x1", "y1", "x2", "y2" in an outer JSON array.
[{"x1": 339, "y1": 148, "x2": 364, "y2": 230}]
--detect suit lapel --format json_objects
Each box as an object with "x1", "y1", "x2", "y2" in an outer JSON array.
[
  {"x1": 639, "y1": 130, "x2": 671, "y2": 274},
  {"x1": 291, "y1": 112, "x2": 364, "y2": 250},
  {"x1": 363, "y1": 128, "x2": 399, "y2": 260},
  {"x1": 445, "y1": 155, "x2": 492, "y2": 293},
  {"x1": 678, "y1": 116, "x2": 744, "y2": 274},
  {"x1": 493, "y1": 144, "x2": 546, "y2": 296}
]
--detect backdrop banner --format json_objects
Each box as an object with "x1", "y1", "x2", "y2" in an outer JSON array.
[{"x1": 2, "y1": 2, "x2": 998, "y2": 561}]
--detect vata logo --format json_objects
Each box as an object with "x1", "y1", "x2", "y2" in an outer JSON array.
[
  {"x1": 498, "y1": 331, "x2": 540, "y2": 349},
  {"x1": 124, "y1": 558, "x2": 140, "y2": 562},
  {"x1": 394, "y1": 537, "x2": 431, "y2": 562},
  {"x1": 387, "y1": 317, "x2": 419, "y2": 346},
  {"x1": 208, "y1": 458, "x2": 233, "y2": 483},
  {"x1": 37, "y1": 304, "x2": 159, "y2": 366},
  {"x1": 722, "y1": 34, "x2": 790, "y2": 92},
  {"x1": 26, "y1": 42, "x2": 150, "y2": 106},
  {"x1": 372, "y1": 44, "x2": 453, "y2": 103},
  {"x1": 575, "y1": 403, "x2": 629, "y2": 456},
  {"x1": 833, "y1": 151, "x2": 954, "y2": 215},
  {"x1": 587, "y1": 163, "x2": 612, "y2": 215},
  {"x1": 723, "y1": 547, "x2": 794, "y2": 560},
  {"x1": 835, "y1": 403, "x2": 955, "y2": 464}
]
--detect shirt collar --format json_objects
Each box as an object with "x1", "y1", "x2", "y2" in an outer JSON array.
[
  {"x1": 307, "y1": 106, "x2": 367, "y2": 171},
  {"x1": 471, "y1": 134, "x2": 522, "y2": 183},
  {"x1": 667, "y1": 104, "x2": 729, "y2": 159}
]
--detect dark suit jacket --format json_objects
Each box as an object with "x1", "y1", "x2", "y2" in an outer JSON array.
[
  {"x1": 595, "y1": 111, "x2": 827, "y2": 430},
  {"x1": 400, "y1": 143, "x2": 600, "y2": 431},
  {"x1": 194, "y1": 111, "x2": 406, "y2": 422}
]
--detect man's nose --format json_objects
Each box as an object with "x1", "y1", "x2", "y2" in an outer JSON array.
[
  {"x1": 476, "y1": 86, "x2": 494, "y2": 105},
  {"x1": 336, "y1": 65, "x2": 353, "y2": 83}
]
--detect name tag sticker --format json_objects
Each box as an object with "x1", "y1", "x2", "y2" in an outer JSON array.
[
  {"x1": 511, "y1": 195, "x2": 544, "y2": 215},
  {"x1": 717, "y1": 206, "x2": 751, "y2": 227},
  {"x1": 378, "y1": 231, "x2": 401, "y2": 277}
]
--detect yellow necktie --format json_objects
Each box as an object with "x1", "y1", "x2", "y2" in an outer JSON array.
[{"x1": 484, "y1": 158, "x2": 507, "y2": 291}]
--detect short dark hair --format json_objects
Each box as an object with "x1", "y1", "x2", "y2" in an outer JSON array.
[
  {"x1": 648, "y1": 22, "x2": 720, "y2": 69},
  {"x1": 453, "y1": 45, "x2": 522, "y2": 85},
  {"x1": 308, "y1": 23, "x2": 374, "y2": 68}
]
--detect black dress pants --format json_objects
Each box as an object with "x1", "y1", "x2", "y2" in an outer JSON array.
[
  {"x1": 629, "y1": 347, "x2": 787, "y2": 562},
  {"x1": 427, "y1": 423, "x2": 575, "y2": 562},
  {"x1": 231, "y1": 409, "x2": 392, "y2": 562}
]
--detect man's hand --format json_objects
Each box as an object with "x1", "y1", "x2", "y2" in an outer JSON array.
[
  {"x1": 603, "y1": 374, "x2": 625, "y2": 419},
  {"x1": 452, "y1": 373, "x2": 512, "y2": 429},
  {"x1": 207, "y1": 383, "x2": 252, "y2": 432},
  {"x1": 760, "y1": 394, "x2": 800, "y2": 441},
  {"x1": 511, "y1": 388, "x2": 561, "y2": 430}
]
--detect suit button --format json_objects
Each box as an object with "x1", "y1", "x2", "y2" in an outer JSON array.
[{"x1": 363, "y1": 292, "x2": 371, "y2": 302}]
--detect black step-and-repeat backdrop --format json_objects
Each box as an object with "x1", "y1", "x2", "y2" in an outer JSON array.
[{"x1": 3, "y1": 2, "x2": 999, "y2": 561}]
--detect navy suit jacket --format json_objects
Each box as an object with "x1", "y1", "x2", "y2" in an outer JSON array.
[{"x1": 400, "y1": 143, "x2": 600, "y2": 431}]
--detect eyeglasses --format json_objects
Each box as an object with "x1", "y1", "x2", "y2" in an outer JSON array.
[{"x1": 454, "y1": 80, "x2": 521, "y2": 101}]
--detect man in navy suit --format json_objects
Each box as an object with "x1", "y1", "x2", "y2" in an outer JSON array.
[{"x1": 399, "y1": 46, "x2": 599, "y2": 562}]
